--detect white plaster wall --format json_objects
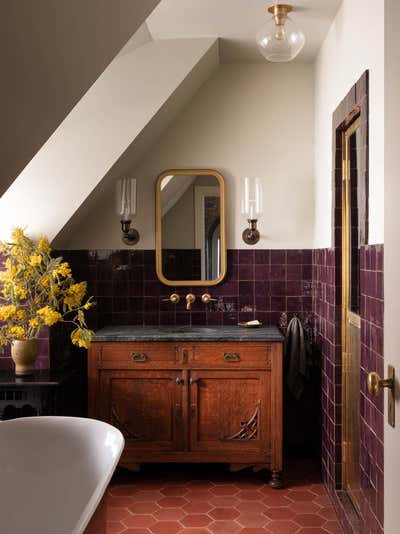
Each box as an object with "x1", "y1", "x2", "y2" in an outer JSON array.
[
  {"x1": 62, "y1": 62, "x2": 315, "y2": 250},
  {"x1": 314, "y1": 0, "x2": 384, "y2": 247},
  {"x1": 384, "y1": 1, "x2": 400, "y2": 531},
  {"x1": 0, "y1": 37, "x2": 217, "y2": 243}
]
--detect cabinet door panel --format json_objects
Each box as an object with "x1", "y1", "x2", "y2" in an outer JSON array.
[
  {"x1": 98, "y1": 370, "x2": 183, "y2": 451},
  {"x1": 189, "y1": 370, "x2": 270, "y2": 453}
]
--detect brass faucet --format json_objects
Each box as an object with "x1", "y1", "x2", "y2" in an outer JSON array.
[
  {"x1": 162, "y1": 293, "x2": 180, "y2": 304},
  {"x1": 201, "y1": 293, "x2": 217, "y2": 304},
  {"x1": 185, "y1": 293, "x2": 196, "y2": 310}
]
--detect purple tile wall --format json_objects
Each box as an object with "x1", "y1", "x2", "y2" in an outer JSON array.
[
  {"x1": 59, "y1": 248, "x2": 314, "y2": 331},
  {"x1": 0, "y1": 252, "x2": 49, "y2": 370},
  {"x1": 313, "y1": 245, "x2": 384, "y2": 534}
]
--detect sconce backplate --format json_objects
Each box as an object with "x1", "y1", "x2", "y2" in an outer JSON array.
[{"x1": 122, "y1": 228, "x2": 140, "y2": 246}]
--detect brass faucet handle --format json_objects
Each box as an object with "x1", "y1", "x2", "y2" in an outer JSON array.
[
  {"x1": 201, "y1": 293, "x2": 217, "y2": 304},
  {"x1": 185, "y1": 293, "x2": 196, "y2": 310},
  {"x1": 162, "y1": 293, "x2": 180, "y2": 304},
  {"x1": 367, "y1": 370, "x2": 394, "y2": 396}
]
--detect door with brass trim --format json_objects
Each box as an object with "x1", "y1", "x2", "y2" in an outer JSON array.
[{"x1": 342, "y1": 117, "x2": 362, "y2": 511}]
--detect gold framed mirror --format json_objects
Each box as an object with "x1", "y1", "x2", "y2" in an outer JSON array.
[{"x1": 155, "y1": 169, "x2": 226, "y2": 287}]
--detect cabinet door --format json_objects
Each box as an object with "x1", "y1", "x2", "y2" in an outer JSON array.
[
  {"x1": 189, "y1": 370, "x2": 270, "y2": 454},
  {"x1": 98, "y1": 370, "x2": 184, "y2": 451}
]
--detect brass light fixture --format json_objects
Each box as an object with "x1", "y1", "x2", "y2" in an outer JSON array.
[
  {"x1": 256, "y1": 4, "x2": 305, "y2": 62},
  {"x1": 241, "y1": 177, "x2": 263, "y2": 245},
  {"x1": 116, "y1": 177, "x2": 140, "y2": 246}
]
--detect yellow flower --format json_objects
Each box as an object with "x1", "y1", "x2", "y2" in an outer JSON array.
[
  {"x1": 29, "y1": 317, "x2": 40, "y2": 328},
  {"x1": 71, "y1": 327, "x2": 93, "y2": 349},
  {"x1": 0, "y1": 305, "x2": 17, "y2": 321},
  {"x1": 83, "y1": 301, "x2": 94, "y2": 310},
  {"x1": 37, "y1": 236, "x2": 51, "y2": 254},
  {"x1": 15, "y1": 309, "x2": 26, "y2": 321},
  {"x1": 41, "y1": 275, "x2": 50, "y2": 288},
  {"x1": 37, "y1": 306, "x2": 62, "y2": 326},
  {"x1": 64, "y1": 282, "x2": 87, "y2": 310},
  {"x1": 11, "y1": 228, "x2": 26, "y2": 245},
  {"x1": 52, "y1": 262, "x2": 71, "y2": 279},
  {"x1": 9, "y1": 326, "x2": 25, "y2": 340},
  {"x1": 14, "y1": 285, "x2": 27, "y2": 299},
  {"x1": 29, "y1": 254, "x2": 42, "y2": 267}
]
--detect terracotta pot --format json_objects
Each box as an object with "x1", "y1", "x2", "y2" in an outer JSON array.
[{"x1": 11, "y1": 339, "x2": 38, "y2": 376}]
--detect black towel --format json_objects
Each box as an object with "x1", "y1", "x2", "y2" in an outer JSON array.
[{"x1": 284, "y1": 316, "x2": 309, "y2": 400}]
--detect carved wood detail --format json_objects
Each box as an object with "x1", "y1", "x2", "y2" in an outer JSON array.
[{"x1": 222, "y1": 401, "x2": 260, "y2": 441}]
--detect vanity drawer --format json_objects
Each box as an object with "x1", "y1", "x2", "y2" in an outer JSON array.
[
  {"x1": 100, "y1": 343, "x2": 177, "y2": 365},
  {"x1": 191, "y1": 343, "x2": 272, "y2": 368}
]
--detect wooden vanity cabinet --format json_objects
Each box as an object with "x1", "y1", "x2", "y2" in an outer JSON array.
[{"x1": 88, "y1": 340, "x2": 283, "y2": 486}]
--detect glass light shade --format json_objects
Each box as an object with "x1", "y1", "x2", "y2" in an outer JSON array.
[
  {"x1": 116, "y1": 177, "x2": 136, "y2": 221},
  {"x1": 241, "y1": 177, "x2": 263, "y2": 220},
  {"x1": 256, "y1": 15, "x2": 305, "y2": 62}
]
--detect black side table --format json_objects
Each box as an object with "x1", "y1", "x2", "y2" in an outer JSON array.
[{"x1": 0, "y1": 369, "x2": 80, "y2": 420}]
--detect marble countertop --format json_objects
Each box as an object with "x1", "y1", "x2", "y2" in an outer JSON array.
[{"x1": 93, "y1": 325, "x2": 284, "y2": 342}]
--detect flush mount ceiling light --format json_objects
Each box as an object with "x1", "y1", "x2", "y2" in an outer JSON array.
[{"x1": 256, "y1": 4, "x2": 305, "y2": 62}]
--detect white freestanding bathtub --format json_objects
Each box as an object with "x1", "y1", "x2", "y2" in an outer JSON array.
[{"x1": 0, "y1": 416, "x2": 124, "y2": 534}]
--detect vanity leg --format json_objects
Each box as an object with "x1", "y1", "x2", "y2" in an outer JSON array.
[{"x1": 269, "y1": 470, "x2": 283, "y2": 489}]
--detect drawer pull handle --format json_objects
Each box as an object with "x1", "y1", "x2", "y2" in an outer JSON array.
[
  {"x1": 182, "y1": 349, "x2": 189, "y2": 364},
  {"x1": 130, "y1": 352, "x2": 148, "y2": 362},
  {"x1": 224, "y1": 352, "x2": 241, "y2": 362}
]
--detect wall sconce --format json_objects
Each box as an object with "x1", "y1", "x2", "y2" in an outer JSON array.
[
  {"x1": 241, "y1": 177, "x2": 263, "y2": 245},
  {"x1": 116, "y1": 177, "x2": 140, "y2": 246}
]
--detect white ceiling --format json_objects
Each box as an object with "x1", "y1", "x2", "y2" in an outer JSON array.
[{"x1": 147, "y1": 0, "x2": 342, "y2": 63}]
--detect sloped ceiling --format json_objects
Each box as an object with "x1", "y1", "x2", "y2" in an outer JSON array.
[
  {"x1": 0, "y1": 0, "x2": 161, "y2": 196},
  {"x1": 0, "y1": 37, "x2": 219, "y2": 243}
]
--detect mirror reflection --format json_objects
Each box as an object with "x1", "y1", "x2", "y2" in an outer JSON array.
[{"x1": 156, "y1": 171, "x2": 226, "y2": 285}]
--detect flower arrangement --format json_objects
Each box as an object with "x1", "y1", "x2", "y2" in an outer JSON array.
[{"x1": 0, "y1": 228, "x2": 95, "y2": 350}]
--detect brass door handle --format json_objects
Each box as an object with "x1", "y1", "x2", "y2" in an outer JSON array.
[
  {"x1": 190, "y1": 377, "x2": 199, "y2": 385},
  {"x1": 367, "y1": 371, "x2": 394, "y2": 396},
  {"x1": 130, "y1": 352, "x2": 148, "y2": 362},
  {"x1": 176, "y1": 377, "x2": 184, "y2": 385}
]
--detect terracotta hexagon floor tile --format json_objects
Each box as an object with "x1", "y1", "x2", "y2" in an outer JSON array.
[
  {"x1": 241, "y1": 529, "x2": 273, "y2": 534},
  {"x1": 107, "y1": 495, "x2": 134, "y2": 507},
  {"x1": 209, "y1": 496, "x2": 241, "y2": 508},
  {"x1": 323, "y1": 520, "x2": 343, "y2": 534},
  {"x1": 267, "y1": 519, "x2": 300, "y2": 534},
  {"x1": 209, "y1": 507, "x2": 241, "y2": 520},
  {"x1": 106, "y1": 522, "x2": 127, "y2": 534},
  {"x1": 128, "y1": 502, "x2": 160, "y2": 514},
  {"x1": 186, "y1": 480, "x2": 215, "y2": 489},
  {"x1": 183, "y1": 501, "x2": 214, "y2": 514},
  {"x1": 211, "y1": 485, "x2": 239, "y2": 496},
  {"x1": 236, "y1": 501, "x2": 268, "y2": 514},
  {"x1": 133, "y1": 491, "x2": 162, "y2": 502},
  {"x1": 110, "y1": 485, "x2": 140, "y2": 497},
  {"x1": 160, "y1": 486, "x2": 188, "y2": 496},
  {"x1": 153, "y1": 508, "x2": 186, "y2": 521},
  {"x1": 262, "y1": 494, "x2": 293, "y2": 507},
  {"x1": 237, "y1": 489, "x2": 264, "y2": 501},
  {"x1": 208, "y1": 519, "x2": 242, "y2": 533},
  {"x1": 289, "y1": 502, "x2": 322, "y2": 514},
  {"x1": 123, "y1": 514, "x2": 156, "y2": 529},
  {"x1": 313, "y1": 495, "x2": 332, "y2": 507},
  {"x1": 180, "y1": 529, "x2": 211, "y2": 534},
  {"x1": 318, "y1": 507, "x2": 338, "y2": 520},
  {"x1": 123, "y1": 529, "x2": 150, "y2": 534},
  {"x1": 185, "y1": 490, "x2": 213, "y2": 501},
  {"x1": 149, "y1": 521, "x2": 182, "y2": 534},
  {"x1": 181, "y1": 513, "x2": 213, "y2": 527},
  {"x1": 237, "y1": 513, "x2": 269, "y2": 528},
  {"x1": 263, "y1": 507, "x2": 296, "y2": 520},
  {"x1": 297, "y1": 528, "x2": 331, "y2": 534},
  {"x1": 107, "y1": 507, "x2": 132, "y2": 522},
  {"x1": 157, "y1": 496, "x2": 188, "y2": 508},
  {"x1": 287, "y1": 490, "x2": 316, "y2": 502},
  {"x1": 295, "y1": 513, "x2": 326, "y2": 527}
]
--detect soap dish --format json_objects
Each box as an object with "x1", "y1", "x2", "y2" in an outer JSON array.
[{"x1": 238, "y1": 321, "x2": 263, "y2": 328}]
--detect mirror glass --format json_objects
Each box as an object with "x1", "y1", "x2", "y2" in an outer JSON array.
[{"x1": 156, "y1": 170, "x2": 226, "y2": 286}]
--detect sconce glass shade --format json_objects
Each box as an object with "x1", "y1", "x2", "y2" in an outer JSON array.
[
  {"x1": 256, "y1": 14, "x2": 305, "y2": 62},
  {"x1": 241, "y1": 177, "x2": 263, "y2": 220},
  {"x1": 116, "y1": 178, "x2": 136, "y2": 221}
]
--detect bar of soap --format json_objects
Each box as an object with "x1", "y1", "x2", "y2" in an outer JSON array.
[{"x1": 245, "y1": 320, "x2": 262, "y2": 326}]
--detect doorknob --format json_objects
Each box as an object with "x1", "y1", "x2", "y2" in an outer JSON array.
[
  {"x1": 367, "y1": 366, "x2": 395, "y2": 428},
  {"x1": 367, "y1": 370, "x2": 394, "y2": 396}
]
